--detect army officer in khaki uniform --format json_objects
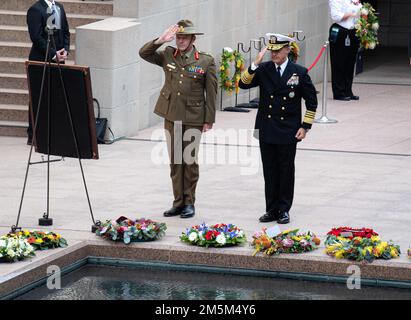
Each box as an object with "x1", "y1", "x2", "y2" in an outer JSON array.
[{"x1": 139, "y1": 20, "x2": 217, "y2": 219}]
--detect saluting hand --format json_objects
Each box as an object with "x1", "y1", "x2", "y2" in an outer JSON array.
[
  {"x1": 253, "y1": 47, "x2": 268, "y2": 67},
  {"x1": 155, "y1": 25, "x2": 180, "y2": 45}
]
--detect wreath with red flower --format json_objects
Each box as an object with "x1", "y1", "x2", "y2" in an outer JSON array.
[
  {"x1": 325, "y1": 227, "x2": 401, "y2": 263},
  {"x1": 355, "y1": 3, "x2": 379, "y2": 50}
]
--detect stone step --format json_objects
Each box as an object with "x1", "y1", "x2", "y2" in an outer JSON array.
[
  {"x1": 0, "y1": 120, "x2": 28, "y2": 137},
  {"x1": 0, "y1": 41, "x2": 76, "y2": 60},
  {"x1": 0, "y1": 57, "x2": 75, "y2": 74},
  {"x1": 0, "y1": 88, "x2": 29, "y2": 106},
  {"x1": 0, "y1": 72, "x2": 27, "y2": 90},
  {"x1": 0, "y1": 25, "x2": 76, "y2": 43},
  {"x1": 0, "y1": 0, "x2": 114, "y2": 16},
  {"x1": 0, "y1": 57, "x2": 27, "y2": 74},
  {"x1": 0, "y1": 104, "x2": 28, "y2": 122},
  {"x1": 0, "y1": 10, "x2": 108, "y2": 28}
]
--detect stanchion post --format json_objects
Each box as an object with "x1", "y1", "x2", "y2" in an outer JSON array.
[{"x1": 315, "y1": 41, "x2": 338, "y2": 124}]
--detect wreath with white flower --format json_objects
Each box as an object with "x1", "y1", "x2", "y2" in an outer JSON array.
[
  {"x1": 181, "y1": 223, "x2": 246, "y2": 248},
  {"x1": 355, "y1": 2, "x2": 379, "y2": 50},
  {"x1": 0, "y1": 235, "x2": 35, "y2": 263},
  {"x1": 96, "y1": 216, "x2": 167, "y2": 244},
  {"x1": 219, "y1": 50, "x2": 245, "y2": 95}
]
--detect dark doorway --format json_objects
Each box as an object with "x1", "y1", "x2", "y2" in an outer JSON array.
[{"x1": 355, "y1": 0, "x2": 411, "y2": 85}]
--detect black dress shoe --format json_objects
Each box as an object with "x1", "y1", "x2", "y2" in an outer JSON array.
[
  {"x1": 259, "y1": 212, "x2": 278, "y2": 223},
  {"x1": 350, "y1": 95, "x2": 360, "y2": 101},
  {"x1": 277, "y1": 211, "x2": 290, "y2": 224},
  {"x1": 27, "y1": 138, "x2": 32, "y2": 145},
  {"x1": 181, "y1": 205, "x2": 195, "y2": 219},
  {"x1": 334, "y1": 96, "x2": 351, "y2": 101},
  {"x1": 164, "y1": 207, "x2": 184, "y2": 217}
]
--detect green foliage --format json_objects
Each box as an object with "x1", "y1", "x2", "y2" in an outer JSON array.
[{"x1": 355, "y1": 3, "x2": 379, "y2": 50}]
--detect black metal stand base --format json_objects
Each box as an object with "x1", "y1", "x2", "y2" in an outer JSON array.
[
  {"x1": 235, "y1": 102, "x2": 259, "y2": 109},
  {"x1": 91, "y1": 221, "x2": 101, "y2": 233},
  {"x1": 39, "y1": 215, "x2": 53, "y2": 226},
  {"x1": 223, "y1": 107, "x2": 250, "y2": 113}
]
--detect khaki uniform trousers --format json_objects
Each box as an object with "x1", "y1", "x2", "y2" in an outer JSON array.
[{"x1": 164, "y1": 119, "x2": 203, "y2": 208}]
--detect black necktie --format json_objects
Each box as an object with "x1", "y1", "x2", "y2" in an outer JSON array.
[{"x1": 277, "y1": 66, "x2": 282, "y2": 78}]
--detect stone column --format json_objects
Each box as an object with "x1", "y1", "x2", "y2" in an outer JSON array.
[{"x1": 75, "y1": 17, "x2": 141, "y2": 139}]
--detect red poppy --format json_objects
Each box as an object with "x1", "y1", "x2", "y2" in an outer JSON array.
[
  {"x1": 205, "y1": 231, "x2": 214, "y2": 241},
  {"x1": 27, "y1": 237, "x2": 36, "y2": 244}
]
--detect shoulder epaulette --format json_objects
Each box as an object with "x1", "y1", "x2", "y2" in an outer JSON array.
[{"x1": 198, "y1": 51, "x2": 213, "y2": 58}]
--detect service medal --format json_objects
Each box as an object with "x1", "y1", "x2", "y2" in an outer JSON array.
[{"x1": 287, "y1": 74, "x2": 300, "y2": 86}]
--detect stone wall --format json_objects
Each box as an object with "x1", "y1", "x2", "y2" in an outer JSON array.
[{"x1": 78, "y1": 0, "x2": 330, "y2": 138}]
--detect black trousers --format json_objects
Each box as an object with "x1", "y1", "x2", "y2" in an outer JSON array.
[
  {"x1": 329, "y1": 23, "x2": 360, "y2": 99},
  {"x1": 260, "y1": 141, "x2": 297, "y2": 214}
]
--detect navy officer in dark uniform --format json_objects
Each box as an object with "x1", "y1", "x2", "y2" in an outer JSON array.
[{"x1": 239, "y1": 33, "x2": 318, "y2": 224}]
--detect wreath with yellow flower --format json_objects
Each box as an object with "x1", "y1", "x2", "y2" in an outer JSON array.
[
  {"x1": 355, "y1": 3, "x2": 379, "y2": 50},
  {"x1": 288, "y1": 35, "x2": 300, "y2": 63},
  {"x1": 219, "y1": 50, "x2": 245, "y2": 95},
  {"x1": 325, "y1": 227, "x2": 400, "y2": 263},
  {"x1": 252, "y1": 228, "x2": 321, "y2": 256},
  {"x1": 6, "y1": 230, "x2": 68, "y2": 250}
]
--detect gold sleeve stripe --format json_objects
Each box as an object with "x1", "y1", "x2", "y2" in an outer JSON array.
[
  {"x1": 304, "y1": 117, "x2": 315, "y2": 125},
  {"x1": 304, "y1": 111, "x2": 316, "y2": 124},
  {"x1": 241, "y1": 70, "x2": 255, "y2": 84}
]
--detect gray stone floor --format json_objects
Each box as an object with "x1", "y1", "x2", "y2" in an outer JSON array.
[{"x1": 0, "y1": 82, "x2": 410, "y2": 280}]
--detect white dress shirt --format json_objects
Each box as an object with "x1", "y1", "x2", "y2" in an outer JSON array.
[
  {"x1": 44, "y1": 0, "x2": 55, "y2": 9},
  {"x1": 329, "y1": 0, "x2": 363, "y2": 30},
  {"x1": 251, "y1": 58, "x2": 289, "y2": 75},
  {"x1": 275, "y1": 58, "x2": 289, "y2": 77}
]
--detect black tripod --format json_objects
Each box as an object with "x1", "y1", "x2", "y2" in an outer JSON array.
[{"x1": 11, "y1": 27, "x2": 100, "y2": 234}]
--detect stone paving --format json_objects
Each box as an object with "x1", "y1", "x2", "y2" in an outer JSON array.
[{"x1": 0, "y1": 83, "x2": 410, "y2": 294}]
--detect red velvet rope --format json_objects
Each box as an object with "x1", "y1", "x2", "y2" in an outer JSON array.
[{"x1": 307, "y1": 45, "x2": 327, "y2": 72}]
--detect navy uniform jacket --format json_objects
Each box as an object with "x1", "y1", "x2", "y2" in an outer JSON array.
[{"x1": 239, "y1": 61, "x2": 318, "y2": 145}]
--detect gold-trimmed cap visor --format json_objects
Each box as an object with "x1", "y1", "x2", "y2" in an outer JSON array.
[{"x1": 266, "y1": 33, "x2": 295, "y2": 51}]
